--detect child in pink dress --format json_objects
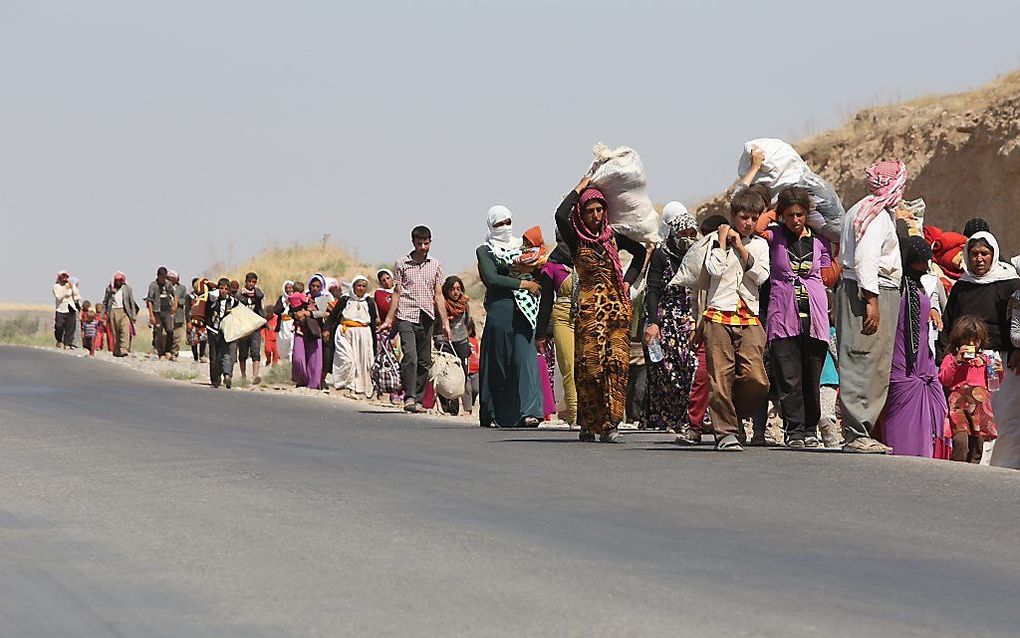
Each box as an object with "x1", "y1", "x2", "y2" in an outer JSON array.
[{"x1": 938, "y1": 315, "x2": 1000, "y2": 463}]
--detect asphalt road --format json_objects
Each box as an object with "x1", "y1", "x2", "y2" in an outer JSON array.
[{"x1": 2, "y1": 346, "x2": 1019, "y2": 637}]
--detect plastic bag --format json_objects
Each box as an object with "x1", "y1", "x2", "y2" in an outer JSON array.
[
  {"x1": 221, "y1": 305, "x2": 266, "y2": 343},
  {"x1": 737, "y1": 138, "x2": 810, "y2": 194},
  {"x1": 667, "y1": 234, "x2": 715, "y2": 290},
  {"x1": 800, "y1": 172, "x2": 845, "y2": 242},
  {"x1": 431, "y1": 346, "x2": 466, "y2": 400},
  {"x1": 589, "y1": 143, "x2": 659, "y2": 244}
]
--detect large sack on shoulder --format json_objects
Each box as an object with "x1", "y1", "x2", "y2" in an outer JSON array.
[
  {"x1": 738, "y1": 139, "x2": 844, "y2": 242},
  {"x1": 668, "y1": 234, "x2": 714, "y2": 290},
  {"x1": 801, "y1": 172, "x2": 845, "y2": 242},
  {"x1": 221, "y1": 304, "x2": 266, "y2": 343},
  {"x1": 431, "y1": 347, "x2": 466, "y2": 400},
  {"x1": 589, "y1": 143, "x2": 659, "y2": 244},
  {"x1": 738, "y1": 138, "x2": 810, "y2": 193}
]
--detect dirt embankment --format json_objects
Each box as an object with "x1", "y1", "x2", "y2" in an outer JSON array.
[{"x1": 698, "y1": 71, "x2": 1020, "y2": 254}]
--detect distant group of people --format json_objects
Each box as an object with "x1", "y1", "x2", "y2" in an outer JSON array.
[{"x1": 52, "y1": 154, "x2": 1020, "y2": 470}]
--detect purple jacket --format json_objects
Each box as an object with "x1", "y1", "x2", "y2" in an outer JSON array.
[{"x1": 766, "y1": 227, "x2": 831, "y2": 343}]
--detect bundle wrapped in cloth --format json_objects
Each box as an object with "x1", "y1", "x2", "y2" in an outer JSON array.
[
  {"x1": 738, "y1": 138, "x2": 845, "y2": 241},
  {"x1": 514, "y1": 225, "x2": 549, "y2": 273},
  {"x1": 588, "y1": 143, "x2": 660, "y2": 244}
]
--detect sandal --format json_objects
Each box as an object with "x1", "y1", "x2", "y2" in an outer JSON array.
[
  {"x1": 841, "y1": 437, "x2": 892, "y2": 454},
  {"x1": 714, "y1": 434, "x2": 744, "y2": 452},
  {"x1": 599, "y1": 428, "x2": 623, "y2": 444}
]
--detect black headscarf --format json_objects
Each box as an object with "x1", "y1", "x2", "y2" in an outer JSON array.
[
  {"x1": 548, "y1": 227, "x2": 574, "y2": 267},
  {"x1": 963, "y1": 217, "x2": 991, "y2": 238},
  {"x1": 901, "y1": 235, "x2": 933, "y2": 366}
]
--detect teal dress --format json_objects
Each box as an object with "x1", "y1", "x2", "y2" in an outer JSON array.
[{"x1": 476, "y1": 245, "x2": 543, "y2": 427}]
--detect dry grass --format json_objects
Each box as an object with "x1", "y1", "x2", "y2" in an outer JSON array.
[{"x1": 208, "y1": 237, "x2": 389, "y2": 299}]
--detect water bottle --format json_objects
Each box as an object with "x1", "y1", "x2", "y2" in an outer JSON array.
[
  {"x1": 986, "y1": 351, "x2": 1001, "y2": 392},
  {"x1": 648, "y1": 337, "x2": 664, "y2": 363}
]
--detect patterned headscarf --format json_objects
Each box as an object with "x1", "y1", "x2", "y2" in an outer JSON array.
[
  {"x1": 963, "y1": 217, "x2": 991, "y2": 238},
  {"x1": 901, "y1": 235, "x2": 933, "y2": 367},
  {"x1": 660, "y1": 201, "x2": 698, "y2": 262},
  {"x1": 571, "y1": 187, "x2": 626, "y2": 294},
  {"x1": 853, "y1": 160, "x2": 907, "y2": 240}
]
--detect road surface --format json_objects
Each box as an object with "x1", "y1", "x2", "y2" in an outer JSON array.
[{"x1": 1, "y1": 346, "x2": 1018, "y2": 637}]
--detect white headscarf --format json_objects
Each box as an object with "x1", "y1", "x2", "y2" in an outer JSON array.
[
  {"x1": 349, "y1": 274, "x2": 370, "y2": 301},
  {"x1": 960, "y1": 232, "x2": 1019, "y2": 285},
  {"x1": 484, "y1": 205, "x2": 522, "y2": 253},
  {"x1": 376, "y1": 268, "x2": 394, "y2": 293},
  {"x1": 659, "y1": 201, "x2": 697, "y2": 240}
]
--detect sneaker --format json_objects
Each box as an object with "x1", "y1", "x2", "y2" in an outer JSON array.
[
  {"x1": 804, "y1": 436, "x2": 821, "y2": 448},
  {"x1": 578, "y1": 429, "x2": 596, "y2": 442},
  {"x1": 715, "y1": 434, "x2": 744, "y2": 452},
  {"x1": 520, "y1": 416, "x2": 541, "y2": 428},
  {"x1": 224, "y1": 376, "x2": 232, "y2": 389},
  {"x1": 599, "y1": 428, "x2": 623, "y2": 444},
  {"x1": 787, "y1": 438, "x2": 806, "y2": 449},
  {"x1": 841, "y1": 437, "x2": 892, "y2": 454},
  {"x1": 403, "y1": 400, "x2": 419, "y2": 413}
]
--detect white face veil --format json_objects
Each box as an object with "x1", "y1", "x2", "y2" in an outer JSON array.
[{"x1": 484, "y1": 205, "x2": 522, "y2": 253}]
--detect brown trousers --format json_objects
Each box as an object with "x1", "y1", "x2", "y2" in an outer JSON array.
[
  {"x1": 172, "y1": 323, "x2": 185, "y2": 357},
  {"x1": 704, "y1": 321, "x2": 769, "y2": 439},
  {"x1": 111, "y1": 308, "x2": 132, "y2": 356}
]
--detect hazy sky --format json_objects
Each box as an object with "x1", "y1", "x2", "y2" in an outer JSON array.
[{"x1": 4, "y1": 0, "x2": 1019, "y2": 303}]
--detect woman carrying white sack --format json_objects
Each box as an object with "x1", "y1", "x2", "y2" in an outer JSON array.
[{"x1": 326, "y1": 274, "x2": 379, "y2": 398}]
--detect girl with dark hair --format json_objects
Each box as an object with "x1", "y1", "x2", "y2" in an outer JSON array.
[
  {"x1": 939, "y1": 315, "x2": 999, "y2": 463},
  {"x1": 760, "y1": 186, "x2": 833, "y2": 447},
  {"x1": 940, "y1": 232, "x2": 1020, "y2": 467},
  {"x1": 435, "y1": 274, "x2": 474, "y2": 415}
]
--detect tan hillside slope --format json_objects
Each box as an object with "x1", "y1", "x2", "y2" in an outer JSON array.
[
  {"x1": 212, "y1": 241, "x2": 487, "y2": 322},
  {"x1": 209, "y1": 239, "x2": 384, "y2": 300},
  {"x1": 698, "y1": 71, "x2": 1020, "y2": 251}
]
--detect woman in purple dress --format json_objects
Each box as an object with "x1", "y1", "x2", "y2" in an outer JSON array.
[{"x1": 883, "y1": 236, "x2": 949, "y2": 457}]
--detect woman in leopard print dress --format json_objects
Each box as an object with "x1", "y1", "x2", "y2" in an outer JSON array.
[{"x1": 554, "y1": 176, "x2": 647, "y2": 443}]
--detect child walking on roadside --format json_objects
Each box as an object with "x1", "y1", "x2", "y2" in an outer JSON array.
[
  {"x1": 94, "y1": 303, "x2": 112, "y2": 352},
  {"x1": 205, "y1": 278, "x2": 240, "y2": 389},
  {"x1": 702, "y1": 190, "x2": 771, "y2": 451},
  {"x1": 939, "y1": 315, "x2": 1000, "y2": 463},
  {"x1": 81, "y1": 308, "x2": 98, "y2": 356}
]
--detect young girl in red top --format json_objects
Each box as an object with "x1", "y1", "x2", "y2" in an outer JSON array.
[
  {"x1": 262, "y1": 313, "x2": 280, "y2": 367},
  {"x1": 938, "y1": 315, "x2": 1000, "y2": 463}
]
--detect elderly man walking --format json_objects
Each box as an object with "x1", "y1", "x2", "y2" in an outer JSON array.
[
  {"x1": 168, "y1": 270, "x2": 188, "y2": 361},
  {"x1": 103, "y1": 272, "x2": 140, "y2": 357}
]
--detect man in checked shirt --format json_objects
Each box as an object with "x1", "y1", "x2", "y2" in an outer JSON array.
[{"x1": 380, "y1": 225, "x2": 453, "y2": 413}]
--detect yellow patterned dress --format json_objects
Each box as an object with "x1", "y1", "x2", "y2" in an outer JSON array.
[{"x1": 573, "y1": 241, "x2": 632, "y2": 434}]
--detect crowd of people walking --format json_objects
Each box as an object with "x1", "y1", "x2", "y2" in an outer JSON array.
[{"x1": 51, "y1": 154, "x2": 1020, "y2": 470}]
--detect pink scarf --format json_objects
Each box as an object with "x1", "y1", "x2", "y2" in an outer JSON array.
[
  {"x1": 853, "y1": 160, "x2": 907, "y2": 240},
  {"x1": 571, "y1": 187, "x2": 626, "y2": 294}
]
